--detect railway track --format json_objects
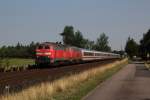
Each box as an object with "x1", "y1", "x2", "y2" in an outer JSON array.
[{"x1": 0, "y1": 59, "x2": 118, "y2": 95}]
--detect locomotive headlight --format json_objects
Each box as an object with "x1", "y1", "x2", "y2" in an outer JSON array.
[
  {"x1": 36, "y1": 52, "x2": 51, "y2": 55},
  {"x1": 44, "y1": 52, "x2": 51, "y2": 55},
  {"x1": 36, "y1": 52, "x2": 43, "y2": 55}
]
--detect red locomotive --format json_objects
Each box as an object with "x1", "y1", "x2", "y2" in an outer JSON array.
[
  {"x1": 36, "y1": 42, "x2": 82, "y2": 65},
  {"x1": 35, "y1": 42, "x2": 120, "y2": 65}
]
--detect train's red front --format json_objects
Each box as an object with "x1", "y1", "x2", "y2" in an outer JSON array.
[{"x1": 35, "y1": 42, "x2": 82, "y2": 65}]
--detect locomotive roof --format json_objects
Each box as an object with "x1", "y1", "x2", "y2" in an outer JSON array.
[
  {"x1": 40, "y1": 42, "x2": 64, "y2": 46},
  {"x1": 39, "y1": 42, "x2": 77, "y2": 48},
  {"x1": 81, "y1": 49, "x2": 120, "y2": 56}
]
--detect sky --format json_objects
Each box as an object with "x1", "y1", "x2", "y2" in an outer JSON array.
[{"x1": 0, "y1": 0, "x2": 150, "y2": 50}]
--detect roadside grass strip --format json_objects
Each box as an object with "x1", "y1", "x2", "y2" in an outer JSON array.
[
  {"x1": 0, "y1": 59, "x2": 128, "y2": 100},
  {"x1": 145, "y1": 63, "x2": 150, "y2": 70}
]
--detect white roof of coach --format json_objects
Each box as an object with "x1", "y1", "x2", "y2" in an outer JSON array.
[{"x1": 81, "y1": 49, "x2": 120, "y2": 56}]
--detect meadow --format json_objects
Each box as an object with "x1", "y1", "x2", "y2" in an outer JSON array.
[{"x1": 0, "y1": 58, "x2": 34, "y2": 72}]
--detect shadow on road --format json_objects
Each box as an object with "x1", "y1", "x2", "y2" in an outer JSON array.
[
  {"x1": 135, "y1": 63, "x2": 150, "y2": 78},
  {"x1": 130, "y1": 61, "x2": 144, "y2": 64}
]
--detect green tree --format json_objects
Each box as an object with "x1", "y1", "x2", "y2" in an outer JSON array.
[
  {"x1": 60, "y1": 26, "x2": 91, "y2": 49},
  {"x1": 73, "y1": 31, "x2": 85, "y2": 48},
  {"x1": 60, "y1": 26, "x2": 75, "y2": 45},
  {"x1": 84, "y1": 39, "x2": 95, "y2": 50},
  {"x1": 125, "y1": 37, "x2": 138, "y2": 58},
  {"x1": 0, "y1": 57, "x2": 3, "y2": 68},
  {"x1": 16, "y1": 42, "x2": 21, "y2": 49},
  {"x1": 27, "y1": 41, "x2": 36, "y2": 58},
  {"x1": 94, "y1": 33, "x2": 111, "y2": 52},
  {"x1": 0, "y1": 42, "x2": 38, "y2": 58},
  {"x1": 139, "y1": 29, "x2": 150, "y2": 59}
]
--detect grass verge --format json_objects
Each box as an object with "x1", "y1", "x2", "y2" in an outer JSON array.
[
  {"x1": 145, "y1": 62, "x2": 150, "y2": 70},
  {"x1": 0, "y1": 59, "x2": 128, "y2": 100},
  {"x1": 52, "y1": 59, "x2": 128, "y2": 100}
]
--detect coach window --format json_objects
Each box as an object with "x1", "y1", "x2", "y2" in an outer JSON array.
[
  {"x1": 103, "y1": 54, "x2": 106, "y2": 56},
  {"x1": 95, "y1": 53, "x2": 100, "y2": 56},
  {"x1": 102, "y1": 54, "x2": 104, "y2": 56},
  {"x1": 84, "y1": 52, "x2": 94, "y2": 56}
]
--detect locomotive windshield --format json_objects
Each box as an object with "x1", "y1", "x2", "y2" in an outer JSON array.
[
  {"x1": 45, "y1": 45, "x2": 50, "y2": 49},
  {"x1": 38, "y1": 45, "x2": 43, "y2": 49},
  {"x1": 37, "y1": 45, "x2": 50, "y2": 49}
]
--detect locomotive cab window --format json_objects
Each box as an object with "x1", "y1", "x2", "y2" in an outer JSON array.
[
  {"x1": 38, "y1": 45, "x2": 43, "y2": 49},
  {"x1": 55, "y1": 45, "x2": 65, "y2": 50},
  {"x1": 45, "y1": 45, "x2": 50, "y2": 49}
]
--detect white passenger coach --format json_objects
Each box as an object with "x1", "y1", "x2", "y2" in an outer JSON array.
[{"x1": 81, "y1": 49, "x2": 120, "y2": 61}]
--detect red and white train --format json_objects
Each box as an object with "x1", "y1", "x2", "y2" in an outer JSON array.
[{"x1": 35, "y1": 42, "x2": 120, "y2": 65}]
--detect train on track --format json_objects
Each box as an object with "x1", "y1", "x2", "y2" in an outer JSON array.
[{"x1": 35, "y1": 42, "x2": 120, "y2": 66}]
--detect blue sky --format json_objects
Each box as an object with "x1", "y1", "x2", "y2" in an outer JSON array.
[{"x1": 0, "y1": 0, "x2": 150, "y2": 50}]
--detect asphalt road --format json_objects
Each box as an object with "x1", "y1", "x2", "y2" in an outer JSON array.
[{"x1": 83, "y1": 62, "x2": 150, "y2": 100}]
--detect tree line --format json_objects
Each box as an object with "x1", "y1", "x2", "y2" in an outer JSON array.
[
  {"x1": 0, "y1": 25, "x2": 118, "y2": 58},
  {"x1": 125, "y1": 29, "x2": 150, "y2": 59},
  {"x1": 60, "y1": 26, "x2": 111, "y2": 52},
  {"x1": 0, "y1": 42, "x2": 38, "y2": 58}
]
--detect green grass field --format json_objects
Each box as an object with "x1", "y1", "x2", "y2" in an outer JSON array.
[
  {"x1": 1, "y1": 58, "x2": 34, "y2": 66},
  {"x1": 0, "y1": 58, "x2": 35, "y2": 71}
]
